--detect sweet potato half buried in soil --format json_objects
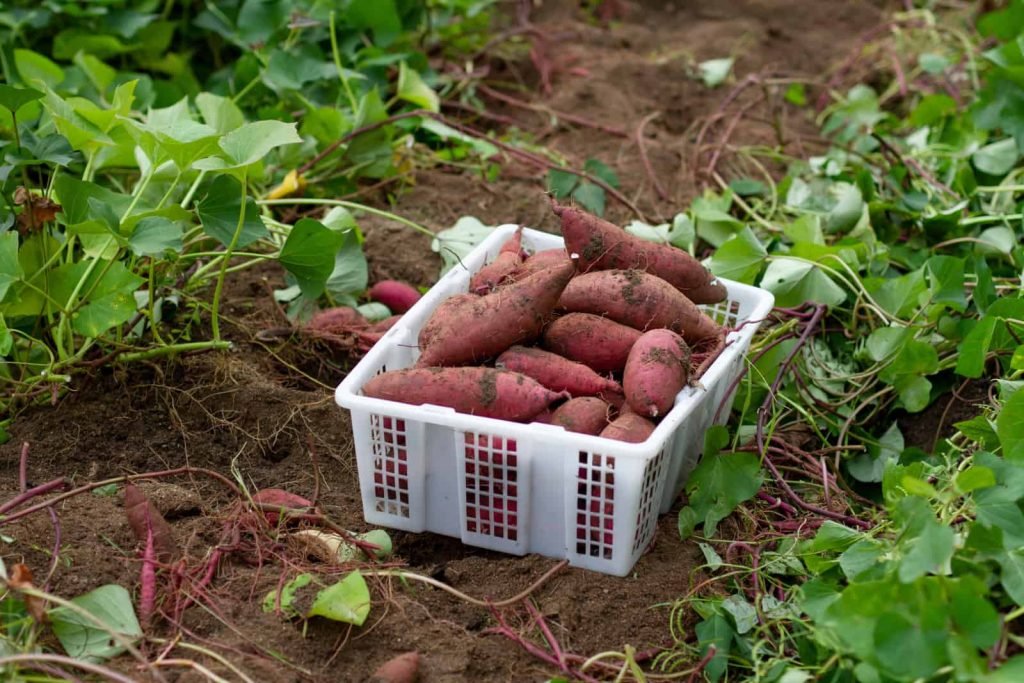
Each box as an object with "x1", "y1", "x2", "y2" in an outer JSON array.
[
  {"x1": 363, "y1": 367, "x2": 567, "y2": 422},
  {"x1": 416, "y1": 259, "x2": 576, "y2": 367},
  {"x1": 554, "y1": 201, "x2": 727, "y2": 304}
]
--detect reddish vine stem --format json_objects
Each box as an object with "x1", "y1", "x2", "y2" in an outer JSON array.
[
  {"x1": 761, "y1": 450, "x2": 871, "y2": 529},
  {"x1": 477, "y1": 83, "x2": 629, "y2": 137},
  {"x1": 688, "y1": 645, "x2": 717, "y2": 683},
  {"x1": 0, "y1": 477, "x2": 70, "y2": 516},
  {"x1": 635, "y1": 111, "x2": 669, "y2": 201},
  {"x1": 486, "y1": 607, "x2": 601, "y2": 683},
  {"x1": 755, "y1": 304, "x2": 827, "y2": 457},
  {"x1": 18, "y1": 442, "x2": 28, "y2": 492},
  {"x1": 0, "y1": 467, "x2": 243, "y2": 525},
  {"x1": 524, "y1": 600, "x2": 567, "y2": 670},
  {"x1": 295, "y1": 108, "x2": 647, "y2": 220}
]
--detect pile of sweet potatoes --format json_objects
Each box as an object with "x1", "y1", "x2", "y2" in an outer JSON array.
[{"x1": 363, "y1": 204, "x2": 729, "y2": 444}]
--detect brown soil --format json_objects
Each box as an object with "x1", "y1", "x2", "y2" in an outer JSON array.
[{"x1": 0, "y1": 1, "x2": 891, "y2": 681}]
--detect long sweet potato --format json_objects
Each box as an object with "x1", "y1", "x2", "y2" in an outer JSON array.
[
  {"x1": 509, "y1": 248, "x2": 573, "y2": 283},
  {"x1": 558, "y1": 269, "x2": 721, "y2": 342},
  {"x1": 417, "y1": 293, "x2": 476, "y2": 350},
  {"x1": 600, "y1": 413, "x2": 656, "y2": 443},
  {"x1": 363, "y1": 367, "x2": 566, "y2": 421},
  {"x1": 542, "y1": 312, "x2": 641, "y2": 373},
  {"x1": 496, "y1": 346, "x2": 621, "y2": 396},
  {"x1": 624, "y1": 329, "x2": 691, "y2": 418},
  {"x1": 368, "y1": 281, "x2": 422, "y2": 313},
  {"x1": 551, "y1": 397, "x2": 610, "y2": 435},
  {"x1": 554, "y1": 202, "x2": 727, "y2": 304},
  {"x1": 469, "y1": 228, "x2": 524, "y2": 293},
  {"x1": 417, "y1": 260, "x2": 576, "y2": 367}
]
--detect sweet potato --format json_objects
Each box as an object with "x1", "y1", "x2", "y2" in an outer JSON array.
[
  {"x1": 363, "y1": 367, "x2": 566, "y2": 421},
  {"x1": 624, "y1": 329, "x2": 691, "y2": 418},
  {"x1": 470, "y1": 227, "x2": 524, "y2": 293},
  {"x1": 600, "y1": 413, "x2": 656, "y2": 443},
  {"x1": 509, "y1": 248, "x2": 573, "y2": 283},
  {"x1": 369, "y1": 281, "x2": 422, "y2": 313},
  {"x1": 305, "y1": 307, "x2": 367, "y2": 335},
  {"x1": 416, "y1": 259, "x2": 576, "y2": 367},
  {"x1": 496, "y1": 346, "x2": 621, "y2": 396},
  {"x1": 417, "y1": 293, "x2": 476, "y2": 350},
  {"x1": 369, "y1": 652, "x2": 420, "y2": 683},
  {"x1": 554, "y1": 202, "x2": 727, "y2": 304},
  {"x1": 252, "y1": 488, "x2": 314, "y2": 525},
  {"x1": 559, "y1": 269, "x2": 721, "y2": 342},
  {"x1": 542, "y1": 312, "x2": 642, "y2": 373},
  {"x1": 124, "y1": 484, "x2": 179, "y2": 563},
  {"x1": 551, "y1": 397, "x2": 610, "y2": 435}
]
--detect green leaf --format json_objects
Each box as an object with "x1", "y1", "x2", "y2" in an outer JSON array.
[
  {"x1": 572, "y1": 182, "x2": 605, "y2": 216},
  {"x1": 997, "y1": 389, "x2": 1024, "y2": 460},
  {"x1": 584, "y1": 158, "x2": 620, "y2": 188},
  {"x1": 50, "y1": 261, "x2": 144, "y2": 337},
  {"x1": 128, "y1": 217, "x2": 184, "y2": 257},
  {"x1": 956, "y1": 466, "x2": 997, "y2": 493},
  {"x1": 976, "y1": 226, "x2": 1016, "y2": 257},
  {"x1": 950, "y1": 579, "x2": 1001, "y2": 649},
  {"x1": 347, "y1": 0, "x2": 402, "y2": 45},
  {"x1": 0, "y1": 85, "x2": 44, "y2": 115},
  {"x1": 677, "y1": 506, "x2": 699, "y2": 540},
  {"x1": 957, "y1": 316, "x2": 998, "y2": 378},
  {"x1": 264, "y1": 47, "x2": 332, "y2": 93},
  {"x1": 547, "y1": 169, "x2": 579, "y2": 198},
  {"x1": 825, "y1": 182, "x2": 864, "y2": 234},
  {"x1": 431, "y1": 216, "x2": 495, "y2": 276},
  {"x1": 49, "y1": 585, "x2": 141, "y2": 662},
  {"x1": 695, "y1": 615, "x2": 733, "y2": 682},
  {"x1": 925, "y1": 255, "x2": 966, "y2": 312},
  {"x1": 894, "y1": 374, "x2": 933, "y2": 413},
  {"x1": 785, "y1": 83, "x2": 807, "y2": 106},
  {"x1": 722, "y1": 594, "x2": 757, "y2": 634},
  {"x1": 973, "y1": 138, "x2": 1019, "y2": 176},
  {"x1": 307, "y1": 571, "x2": 371, "y2": 625},
  {"x1": 685, "y1": 449, "x2": 763, "y2": 537},
  {"x1": 728, "y1": 178, "x2": 766, "y2": 196},
  {"x1": 848, "y1": 422, "x2": 903, "y2": 483},
  {"x1": 999, "y1": 549, "x2": 1024, "y2": 605},
  {"x1": 760, "y1": 258, "x2": 846, "y2": 308},
  {"x1": 196, "y1": 176, "x2": 268, "y2": 248},
  {"x1": 839, "y1": 538, "x2": 888, "y2": 580},
  {"x1": 195, "y1": 92, "x2": 246, "y2": 135},
  {"x1": 279, "y1": 218, "x2": 345, "y2": 299},
  {"x1": 865, "y1": 327, "x2": 909, "y2": 362},
  {"x1": 420, "y1": 118, "x2": 498, "y2": 158},
  {"x1": 910, "y1": 94, "x2": 957, "y2": 127},
  {"x1": 707, "y1": 227, "x2": 767, "y2": 284},
  {"x1": 0, "y1": 315, "x2": 12, "y2": 356},
  {"x1": 698, "y1": 58, "x2": 733, "y2": 87},
  {"x1": 213, "y1": 120, "x2": 302, "y2": 169},
  {"x1": 0, "y1": 233, "x2": 22, "y2": 302},
  {"x1": 262, "y1": 573, "x2": 312, "y2": 617},
  {"x1": 898, "y1": 517, "x2": 954, "y2": 582},
  {"x1": 872, "y1": 609, "x2": 947, "y2": 680},
  {"x1": 14, "y1": 49, "x2": 65, "y2": 89},
  {"x1": 397, "y1": 62, "x2": 439, "y2": 112}
]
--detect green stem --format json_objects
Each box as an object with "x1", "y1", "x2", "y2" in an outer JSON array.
[
  {"x1": 232, "y1": 75, "x2": 262, "y2": 105},
  {"x1": 180, "y1": 170, "x2": 207, "y2": 209},
  {"x1": 330, "y1": 11, "x2": 359, "y2": 112},
  {"x1": 210, "y1": 174, "x2": 248, "y2": 341},
  {"x1": 155, "y1": 170, "x2": 183, "y2": 210},
  {"x1": 257, "y1": 198, "x2": 434, "y2": 237},
  {"x1": 117, "y1": 340, "x2": 231, "y2": 364},
  {"x1": 148, "y1": 258, "x2": 166, "y2": 345}
]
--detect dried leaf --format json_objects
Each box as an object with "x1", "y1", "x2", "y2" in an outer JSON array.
[
  {"x1": 9, "y1": 563, "x2": 47, "y2": 622},
  {"x1": 14, "y1": 186, "x2": 62, "y2": 235}
]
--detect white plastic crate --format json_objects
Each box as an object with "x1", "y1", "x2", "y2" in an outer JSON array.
[{"x1": 335, "y1": 226, "x2": 774, "y2": 576}]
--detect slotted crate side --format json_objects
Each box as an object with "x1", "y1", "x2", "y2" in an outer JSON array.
[
  {"x1": 631, "y1": 441, "x2": 672, "y2": 556},
  {"x1": 563, "y1": 447, "x2": 653, "y2": 576},
  {"x1": 353, "y1": 411, "x2": 427, "y2": 531},
  {"x1": 456, "y1": 430, "x2": 531, "y2": 554}
]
